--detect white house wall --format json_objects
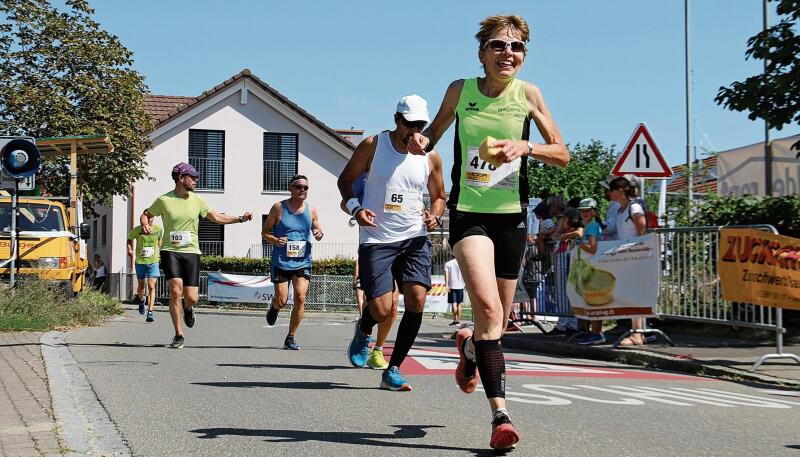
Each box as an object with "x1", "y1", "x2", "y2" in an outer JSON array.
[{"x1": 109, "y1": 83, "x2": 356, "y2": 274}]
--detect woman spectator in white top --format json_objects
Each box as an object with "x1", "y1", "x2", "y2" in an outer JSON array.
[{"x1": 608, "y1": 176, "x2": 648, "y2": 345}]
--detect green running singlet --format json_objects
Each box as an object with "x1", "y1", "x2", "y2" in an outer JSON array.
[{"x1": 449, "y1": 77, "x2": 530, "y2": 214}]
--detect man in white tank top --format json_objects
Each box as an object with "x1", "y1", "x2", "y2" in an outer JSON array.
[{"x1": 338, "y1": 94, "x2": 446, "y2": 391}]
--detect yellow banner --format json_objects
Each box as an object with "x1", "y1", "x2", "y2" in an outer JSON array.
[{"x1": 718, "y1": 228, "x2": 800, "y2": 309}]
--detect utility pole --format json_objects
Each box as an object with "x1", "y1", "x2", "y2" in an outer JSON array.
[
  {"x1": 764, "y1": 0, "x2": 773, "y2": 197},
  {"x1": 685, "y1": 0, "x2": 694, "y2": 206}
]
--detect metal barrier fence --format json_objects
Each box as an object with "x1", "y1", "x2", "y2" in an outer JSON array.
[
  {"x1": 244, "y1": 240, "x2": 453, "y2": 274},
  {"x1": 656, "y1": 225, "x2": 777, "y2": 330},
  {"x1": 112, "y1": 225, "x2": 780, "y2": 332},
  {"x1": 112, "y1": 271, "x2": 358, "y2": 312}
]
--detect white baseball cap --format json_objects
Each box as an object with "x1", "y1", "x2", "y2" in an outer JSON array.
[
  {"x1": 396, "y1": 94, "x2": 430, "y2": 123},
  {"x1": 578, "y1": 198, "x2": 598, "y2": 210}
]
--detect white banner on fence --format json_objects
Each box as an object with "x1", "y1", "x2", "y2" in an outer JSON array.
[
  {"x1": 397, "y1": 275, "x2": 450, "y2": 313},
  {"x1": 566, "y1": 233, "x2": 658, "y2": 320},
  {"x1": 207, "y1": 272, "x2": 293, "y2": 304}
]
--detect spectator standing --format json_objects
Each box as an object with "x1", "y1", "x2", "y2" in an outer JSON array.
[
  {"x1": 609, "y1": 176, "x2": 648, "y2": 345},
  {"x1": 573, "y1": 198, "x2": 606, "y2": 345},
  {"x1": 444, "y1": 256, "x2": 465, "y2": 325}
]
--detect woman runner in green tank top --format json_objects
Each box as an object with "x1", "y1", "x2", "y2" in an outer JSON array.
[{"x1": 406, "y1": 15, "x2": 570, "y2": 452}]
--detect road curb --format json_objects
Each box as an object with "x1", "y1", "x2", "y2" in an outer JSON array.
[
  {"x1": 501, "y1": 333, "x2": 800, "y2": 388},
  {"x1": 41, "y1": 331, "x2": 131, "y2": 456}
]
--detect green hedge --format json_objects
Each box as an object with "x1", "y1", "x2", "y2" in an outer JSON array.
[
  {"x1": 200, "y1": 256, "x2": 355, "y2": 275},
  {"x1": 689, "y1": 195, "x2": 800, "y2": 238}
]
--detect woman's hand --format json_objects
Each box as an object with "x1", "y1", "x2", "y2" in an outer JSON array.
[
  {"x1": 491, "y1": 139, "x2": 529, "y2": 163},
  {"x1": 407, "y1": 133, "x2": 430, "y2": 155}
]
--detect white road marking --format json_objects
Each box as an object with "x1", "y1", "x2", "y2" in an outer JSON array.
[
  {"x1": 408, "y1": 349, "x2": 618, "y2": 374},
  {"x1": 474, "y1": 384, "x2": 797, "y2": 408}
]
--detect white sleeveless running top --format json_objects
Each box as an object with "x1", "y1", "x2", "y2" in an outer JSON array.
[{"x1": 359, "y1": 131, "x2": 430, "y2": 244}]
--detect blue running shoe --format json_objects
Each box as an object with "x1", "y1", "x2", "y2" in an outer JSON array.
[
  {"x1": 138, "y1": 297, "x2": 145, "y2": 315},
  {"x1": 146, "y1": 311, "x2": 154, "y2": 323},
  {"x1": 347, "y1": 320, "x2": 369, "y2": 367},
  {"x1": 380, "y1": 366, "x2": 412, "y2": 392}
]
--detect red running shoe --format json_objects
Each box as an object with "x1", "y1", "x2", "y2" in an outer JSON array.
[
  {"x1": 490, "y1": 412, "x2": 520, "y2": 450},
  {"x1": 455, "y1": 328, "x2": 478, "y2": 393}
]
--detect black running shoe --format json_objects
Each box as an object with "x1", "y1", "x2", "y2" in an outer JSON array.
[
  {"x1": 169, "y1": 335, "x2": 184, "y2": 349},
  {"x1": 183, "y1": 307, "x2": 195, "y2": 328},
  {"x1": 266, "y1": 305, "x2": 279, "y2": 326}
]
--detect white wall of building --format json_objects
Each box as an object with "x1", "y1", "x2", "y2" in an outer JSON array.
[{"x1": 98, "y1": 78, "x2": 357, "y2": 275}]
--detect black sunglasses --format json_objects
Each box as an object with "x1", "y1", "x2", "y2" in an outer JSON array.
[
  {"x1": 398, "y1": 116, "x2": 426, "y2": 130},
  {"x1": 292, "y1": 184, "x2": 309, "y2": 191},
  {"x1": 484, "y1": 39, "x2": 526, "y2": 53}
]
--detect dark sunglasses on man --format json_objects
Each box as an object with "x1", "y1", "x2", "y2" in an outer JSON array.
[
  {"x1": 292, "y1": 184, "x2": 309, "y2": 191},
  {"x1": 397, "y1": 115, "x2": 427, "y2": 131},
  {"x1": 483, "y1": 39, "x2": 526, "y2": 54}
]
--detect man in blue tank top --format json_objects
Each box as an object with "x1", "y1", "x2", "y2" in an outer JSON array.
[
  {"x1": 262, "y1": 174, "x2": 324, "y2": 350},
  {"x1": 337, "y1": 95, "x2": 447, "y2": 391}
]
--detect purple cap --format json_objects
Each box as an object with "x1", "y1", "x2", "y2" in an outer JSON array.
[{"x1": 171, "y1": 162, "x2": 199, "y2": 178}]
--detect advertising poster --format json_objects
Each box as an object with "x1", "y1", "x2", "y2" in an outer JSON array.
[
  {"x1": 718, "y1": 228, "x2": 800, "y2": 309},
  {"x1": 566, "y1": 233, "x2": 659, "y2": 320},
  {"x1": 207, "y1": 272, "x2": 293, "y2": 305}
]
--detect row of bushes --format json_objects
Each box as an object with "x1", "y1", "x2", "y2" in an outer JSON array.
[
  {"x1": 200, "y1": 256, "x2": 356, "y2": 275},
  {"x1": 689, "y1": 195, "x2": 799, "y2": 238}
]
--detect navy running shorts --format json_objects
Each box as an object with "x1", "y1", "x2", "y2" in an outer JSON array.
[{"x1": 358, "y1": 236, "x2": 432, "y2": 300}]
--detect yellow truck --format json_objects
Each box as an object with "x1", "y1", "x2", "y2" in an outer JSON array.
[
  {"x1": 0, "y1": 135, "x2": 112, "y2": 296},
  {"x1": 0, "y1": 195, "x2": 90, "y2": 295}
]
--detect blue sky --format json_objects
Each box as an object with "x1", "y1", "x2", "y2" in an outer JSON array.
[{"x1": 92, "y1": 0, "x2": 798, "y2": 180}]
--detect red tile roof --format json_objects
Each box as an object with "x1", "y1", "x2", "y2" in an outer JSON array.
[
  {"x1": 144, "y1": 95, "x2": 194, "y2": 125},
  {"x1": 666, "y1": 155, "x2": 717, "y2": 194},
  {"x1": 144, "y1": 69, "x2": 355, "y2": 151}
]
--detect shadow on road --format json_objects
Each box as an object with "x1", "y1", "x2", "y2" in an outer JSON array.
[
  {"x1": 191, "y1": 424, "x2": 497, "y2": 455},
  {"x1": 191, "y1": 381, "x2": 374, "y2": 390},
  {"x1": 217, "y1": 363, "x2": 346, "y2": 370}
]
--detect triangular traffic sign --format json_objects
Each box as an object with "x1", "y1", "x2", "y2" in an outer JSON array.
[{"x1": 612, "y1": 123, "x2": 673, "y2": 178}]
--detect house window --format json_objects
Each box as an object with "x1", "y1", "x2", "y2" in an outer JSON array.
[
  {"x1": 101, "y1": 215, "x2": 107, "y2": 247},
  {"x1": 260, "y1": 214, "x2": 273, "y2": 259},
  {"x1": 198, "y1": 218, "x2": 224, "y2": 256},
  {"x1": 92, "y1": 219, "x2": 97, "y2": 250},
  {"x1": 263, "y1": 132, "x2": 298, "y2": 191},
  {"x1": 189, "y1": 129, "x2": 225, "y2": 190}
]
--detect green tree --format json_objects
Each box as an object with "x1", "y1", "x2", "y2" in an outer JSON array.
[
  {"x1": 0, "y1": 0, "x2": 151, "y2": 205},
  {"x1": 527, "y1": 140, "x2": 618, "y2": 210},
  {"x1": 715, "y1": 0, "x2": 800, "y2": 151}
]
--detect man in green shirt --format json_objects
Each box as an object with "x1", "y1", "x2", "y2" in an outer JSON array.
[
  {"x1": 140, "y1": 162, "x2": 253, "y2": 349},
  {"x1": 127, "y1": 223, "x2": 163, "y2": 322}
]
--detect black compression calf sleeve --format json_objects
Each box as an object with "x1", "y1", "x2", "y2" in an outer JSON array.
[
  {"x1": 474, "y1": 339, "x2": 506, "y2": 399},
  {"x1": 388, "y1": 311, "x2": 423, "y2": 368},
  {"x1": 359, "y1": 306, "x2": 378, "y2": 335}
]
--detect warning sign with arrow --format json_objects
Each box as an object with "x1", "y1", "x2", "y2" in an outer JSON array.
[{"x1": 612, "y1": 123, "x2": 673, "y2": 178}]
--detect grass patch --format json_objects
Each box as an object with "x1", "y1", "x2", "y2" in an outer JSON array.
[{"x1": 0, "y1": 280, "x2": 123, "y2": 332}]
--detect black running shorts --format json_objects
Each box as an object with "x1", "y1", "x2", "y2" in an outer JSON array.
[
  {"x1": 160, "y1": 251, "x2": 201, "y2": 287},
  {"x1": 271, "y1": 267, "x2": 311, "y2": 284},
  {"x1": 447, "y1": 209, "x2": 527, "y2": 280}
]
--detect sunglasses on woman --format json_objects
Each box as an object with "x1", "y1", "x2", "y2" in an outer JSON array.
[{"x1": 483, "y1": 39, "x2": 526, "y2": 53}]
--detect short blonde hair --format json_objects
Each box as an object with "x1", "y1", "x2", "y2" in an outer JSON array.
[{"x1": 475, "y1": 15, "x2": 530, "y2": 51}]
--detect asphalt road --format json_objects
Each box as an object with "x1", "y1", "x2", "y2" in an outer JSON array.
[{"x1": 63, "y1": 310, "x2": 800, "y2": 456}]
